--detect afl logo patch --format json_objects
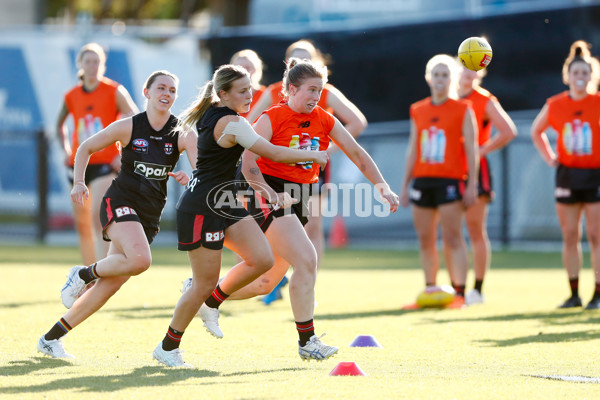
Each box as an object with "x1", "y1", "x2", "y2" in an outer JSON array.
[
  {"x1": 132, "y1": 138, "x2": 149, "y2": 153},
  {"x1": 164, "y1": 143, "x2": 173, "y2": 155}
]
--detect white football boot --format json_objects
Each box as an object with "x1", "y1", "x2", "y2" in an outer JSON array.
[{"x1": 298, "y1": 334, "x2": 338, "y2": 361}]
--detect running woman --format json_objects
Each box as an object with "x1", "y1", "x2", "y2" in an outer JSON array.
[
  {"x1": 37, "y1": 71, "x2": 197, "y2": 359},
  {"x1": 248, "y1": 39, "x2": 368, "y2": 304},
  {"x1": 187, "y1": 58, "x2": 398, "y2": 362},
  {"x1": 152, "y1": 64, "x2": 327, "y2": 367}
]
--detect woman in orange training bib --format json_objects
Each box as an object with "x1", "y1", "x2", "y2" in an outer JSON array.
[
  {"x1": 400, "y1": 54, "x2": 478, "y2": 308},
  {"x1": 443, "y1": 62, "x2": 517, "y2": 305},
  {"x1": 248, "y1": 39, "x2": 367, "y2": 304},
  {"x1": 531, "y1": 40, "x2": 600, "y2": 310},
  {"x1": 56, "y1": 43, "x2": 138, "y2": 265}
]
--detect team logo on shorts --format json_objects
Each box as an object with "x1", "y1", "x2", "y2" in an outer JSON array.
[
  {"x1": 115, "y1": 206, "x2": 137, "y2": 218},
  {"x1": 409, "y1": 188, "x2": 422, "y2": 201},
  {"x1": 164, "y1": 143, "x2": 173, "y2": 155},
  {"x1": 132, "y1": 138, "x2": 149, "y2": 153},
  {"x1": 555, "y1": 187, "x2": 571, "y2": 198},
  {"x1": 446, "y1": 185, "x2": 458, "y2": 200},
  {"x1": 205, "y1": 231, "x2": 224, "y2": 242}
]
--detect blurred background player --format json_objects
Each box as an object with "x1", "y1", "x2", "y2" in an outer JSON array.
[
  {"x1": 38, "y1": 71, "x2": 197, "y2": 359},
  {"x1": 400, "y1": 54, "x2": 478, "y2": 308},
  {"x1": 248, "y1": 38, "x2": 368, "y2": 304},
  {"x1": 153, "y1": 64, "x2": 328, "y2": 367},
  {"x1": 443, "y1": 61, "x2": 517, "y2": 305},
  {"x1": 56, "y1": 42, "x2": 138, "y2": 265},
  {"x1": 187, "y1": 58, "x2": 398, "y2": 362},
  {"x1": 531, "y1": 40, "x2": 600, "y2": 310},
  {"x1": 230, "y1": 49, "x2": 266, "y2": 119}
]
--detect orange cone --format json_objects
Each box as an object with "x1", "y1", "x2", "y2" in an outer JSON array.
[{"x1": 328, "y1": 216, "x2": 348, "y2": 249}]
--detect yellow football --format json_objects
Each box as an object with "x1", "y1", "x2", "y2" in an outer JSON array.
[
  {"x1": 458, "y1": 37, "x2": 493, "y2": 71},
  {"x1": 416, "y1": 285, "x2": 456, "y2": 308}
]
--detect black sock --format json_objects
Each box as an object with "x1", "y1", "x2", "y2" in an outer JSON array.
[
  {"x1": 205, "y1": 285, "x2": 229, "y2": 309},
  {"x1": 453, "y1": 285, "x2": 465, "y2": 297},
  {"x1": 296, "y1": 319, "x2": 315, "y2": 347},
  {"x1": 162, "y1": 326, "x2": 184, "y2": 351},
  {"x1": 474, "y1": 279, "x2": 483, "y2": 293},
  {"x1": 569, "y1": 277, "x2": 579, "y2": 298},
  {"x1": 593, "y1": 282, "x2": 600, "y2": 299},
  {"x1": 79, "y1": 263, "x2": 100, "y2": 284},
  {"x1": 44, "y1": 318, "x2": 72, "y2": 341}
]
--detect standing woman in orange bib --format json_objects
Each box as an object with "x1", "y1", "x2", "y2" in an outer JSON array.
[
  {"x1": 443, "y1": 61, "x2": 517, "y2": 305},
  {"x1": 531, "y1": 40, "x2": 600, "y2": 310},
  {"x1": 56, "y1": 43, "x2": 138, "y2": 264},
  {"x1": 400, "y1": 54, "x2": 478, "y2": 308}
]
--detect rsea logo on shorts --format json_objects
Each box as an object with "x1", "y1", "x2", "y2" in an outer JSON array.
[
  {"x1": 205, "y1": 231, "x2": 224, "y2": 242},
  {"x1": 115, "y1": 206, "x2": 137, "y2": 218},
  {"x1": 134, "y1": 161, "x2": 172, "y2": 180}
]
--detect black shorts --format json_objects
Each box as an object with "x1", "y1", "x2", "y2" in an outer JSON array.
[
  {"x1": 409, "y1": 177, "x2": 465, "y2": 208},
  {"x1": 478, "y1": 157, "x2": 493, "y2": 200},
  {"x1": 555, "y1": 164, "x2": 600, "y2": 203},
  {"x1": 555, "y1": 187, "x2": 600, "y2": 204},
  {"x1": 245, "y1": 174, "x2": 312, "y2": 233},
  {"x1": 176, "y1": 207, "x2": 248, "y2": 251},
  {"x1": 68, "y1": 164, "x2": 115, "y2": 185},
  {"x1": 100, "y1": 193, "x2": 162, "y2": 245},
  {"x1": 314, "y1": 165, "x2": 330, "y2": 196}
]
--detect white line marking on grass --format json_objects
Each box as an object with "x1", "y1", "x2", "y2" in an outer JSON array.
[{"x1": 529, "y1": 375, "x2": 600, "y2": 384}]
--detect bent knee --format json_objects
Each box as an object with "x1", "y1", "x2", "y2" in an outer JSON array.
[{"x1": 127, "y1": 253, "x2": 152, "y2": 276}]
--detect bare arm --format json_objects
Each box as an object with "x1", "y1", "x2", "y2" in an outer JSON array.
[
  {"x1": 56, "y1": 101, "x2": 71, "y2": 164},
  {"x1": 326, "y1": 85, "x2": 367, "y2": 138},
  {"x1": 116, "y1": 85, "x2": 139, "y2": 117},
  {"x1": 240, "y1": 115, "x2": 293, "y2": 208},
  {"x1": 400, "y1": 119, "x2": 418, "y2": 208},
  {"x1": 329, "y1": 119, "x2": 399, "y2": 212},
  {"x1": 530, "y1": 104, "x2": 558, "y2": 167},
  {"x1": 462, "y1": 108, "x2": 479, "y2": 207},
  {"x1": 71, "y1": 118, "x2": 133, "y2": 205},
  {"x1": 216, "y1": 115, "x2": 328, "y2": 166},
  {"x1": 479, "y1": 98, "x2": 517, "y2": 157},
  {"x1": 169, "y1": 128, "x2": 199, "y2": 186}
]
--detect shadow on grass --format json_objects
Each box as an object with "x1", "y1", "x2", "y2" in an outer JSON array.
[
  {"x1": 421, "y1": 310, "x2": 600, "y2": 326},
  {"x1": 105, "y1": 305, "x2": 233, "y2": 320},
  {"x1": 316, "y1": 308, "x2": 420, "y2": 320},
  {"x1": 0, "y1": 300, "x2": 56, "y2": 309},
  {"x1": 0, "y1": 361, "x2": 217, "y2": 394},
  {"x1": 0, "y1": 359, "x2": 307, "y2": 394},
  {"x1": 477, "y1": 329, "x2": 600, "y2": 347},
  {"x1": 0, "y1": 357, "x2": 72, "y2": 375}
]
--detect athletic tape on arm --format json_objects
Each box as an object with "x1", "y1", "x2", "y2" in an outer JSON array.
[{"x1": 222, "y1": 118, "x2": 261, "y2": 149}]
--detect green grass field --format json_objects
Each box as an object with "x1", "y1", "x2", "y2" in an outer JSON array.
[{"x1": 2, "y1": 244, "x2": 600, "y2": 399}]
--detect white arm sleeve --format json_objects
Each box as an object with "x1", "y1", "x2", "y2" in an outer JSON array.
[{"x1": 221, "y1": 117, "x2": 261, "y2": 149}]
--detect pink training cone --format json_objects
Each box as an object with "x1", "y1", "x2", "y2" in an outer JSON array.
[
  {"x1": 349, "y1": 335, "x2": 383, "y2": 348},
  {"x1": 329, "y1": 361, "x2": 367, "y2": 376}
]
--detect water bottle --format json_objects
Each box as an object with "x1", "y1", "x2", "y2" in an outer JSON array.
[{"x1": 288, "y1": 134, "x2": 299, "y2": 166}]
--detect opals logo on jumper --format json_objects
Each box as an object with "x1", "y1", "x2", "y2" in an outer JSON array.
[{"x1": 133, "y1": 161, "x2": 172, "y2": 180}]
